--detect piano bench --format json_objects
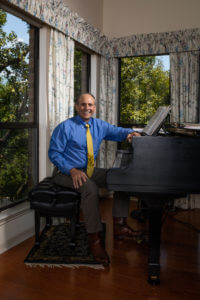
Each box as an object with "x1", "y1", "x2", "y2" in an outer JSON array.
[{"x1": 29, "y1": 177, "x2": 81, "y2": 246}]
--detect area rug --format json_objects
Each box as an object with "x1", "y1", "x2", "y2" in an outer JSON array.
[{"x1": 24, "y1": 223, "x2": 105, "y2": 269}]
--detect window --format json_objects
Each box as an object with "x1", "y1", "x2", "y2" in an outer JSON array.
[
  {"x1": 74, "y1": 45, "x2": 91, "y2": 103},
  {"x1": 0, "y1": 8, "x2": 39, "y2": 210},
  {"x1": 119, "y1": 55, "x2": 170, "y2": 128}
]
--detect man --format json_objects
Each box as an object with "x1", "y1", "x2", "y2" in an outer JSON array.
[{"x1": 48, "y1": 93, "x2": 140, "y2": 266}]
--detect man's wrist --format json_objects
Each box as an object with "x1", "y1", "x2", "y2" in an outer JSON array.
[{"x1": 69, "y1": 168, "x2": 76, "y2": 175}]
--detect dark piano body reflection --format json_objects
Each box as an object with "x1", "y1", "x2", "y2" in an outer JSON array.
[{"x1": 107, "y1": 135, "x2": 200, "y2": 285}]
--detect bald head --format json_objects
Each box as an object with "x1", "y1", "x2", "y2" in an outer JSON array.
[{"x1": 76, "y1": 93, "x2": 96, "y2": 105}]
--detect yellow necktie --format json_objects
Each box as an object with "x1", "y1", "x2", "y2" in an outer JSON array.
[{"x1": 85, "y1": 124, "x2": 94, "y2": 178}]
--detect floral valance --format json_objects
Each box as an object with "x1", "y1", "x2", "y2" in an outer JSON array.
[
  {"x1": 6, "y1": 0, "x2": 200, "y2": 57},
  {"x1": 7, "y1": 0, "x2": 112, "y2": 56},
  {"x1": 111, "y1": 28, "x2": 200, "y2": 57}
]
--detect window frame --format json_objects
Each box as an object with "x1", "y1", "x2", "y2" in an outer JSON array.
[
  {"x1": 0, "y1": 7, "x2": 40, "y2": 211},
  {"x1": 74, "y1": 42, "x2": 92, "y2": 103}
]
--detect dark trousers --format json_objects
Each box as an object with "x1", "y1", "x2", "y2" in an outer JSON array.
[{"x1": 53, "y1": 168, "x2": 130, "y2": 233}]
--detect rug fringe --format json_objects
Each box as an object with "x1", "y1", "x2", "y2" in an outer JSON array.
[{"x1": 25, "y1": 262, "x2": 104, "y2": 270}]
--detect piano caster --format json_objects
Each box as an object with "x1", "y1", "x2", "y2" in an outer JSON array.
[
  {"x1": 148, "y1": 263, "x2": 160, "y2": 285},
  {"x1": 148, "y1": 275, "x2": 160, "y2": 285}
]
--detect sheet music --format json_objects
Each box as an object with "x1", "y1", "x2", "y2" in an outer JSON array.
[
  {"x1": 142, "y1": 106, "x2": 171, "y2": 136},
  {"x1": 182, "y1": 123, "x2": 200, "y2": 130}
]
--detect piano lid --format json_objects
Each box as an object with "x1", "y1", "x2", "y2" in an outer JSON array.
[{"x1": 107, "y1": 136, "x2": 200, "y2": 195}]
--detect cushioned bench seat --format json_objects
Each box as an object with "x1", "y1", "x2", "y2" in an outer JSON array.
[{"x1": 29, "y1": 177, "x2": 81, "y2": 246}]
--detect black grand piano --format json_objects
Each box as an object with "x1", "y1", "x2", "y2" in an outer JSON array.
[{"x1": 107, "y1": 113, "x2": 200, "y2": 285}]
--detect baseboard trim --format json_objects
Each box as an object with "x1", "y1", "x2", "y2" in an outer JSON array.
[
  {"x1": 0, "y1": 202, "x2": 35, "y2": 254},
  {"x1": 0, "y1": 227, "x2": 35, "y2": 255}
]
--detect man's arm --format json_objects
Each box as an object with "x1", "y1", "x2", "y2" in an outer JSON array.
[
  {"x1": 103, "y1": 121, "x2": 140, "y2": 142},
  {"x1": 48, "y1": 124, "x2": 74, "y2": 175}
]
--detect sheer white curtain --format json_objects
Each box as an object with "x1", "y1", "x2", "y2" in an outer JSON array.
[
  {"x1": 97, "y1": 56, "x2": 118, "y2": 169},
  {"x1": 170, "y1": 51, "x2": 199, "y2": 124},
  {"x1": 48, "y1": 29, "x2": 74, "y2": 134},
  {"x1": 170, "y1": 51, "x2": 200, "y2": 209},
  {"x1": 47, "y1": 29, "x2": 75, "y2": 222},
  {"x1": 47, "y1": 28, "x2": 74, "y2": 180}
]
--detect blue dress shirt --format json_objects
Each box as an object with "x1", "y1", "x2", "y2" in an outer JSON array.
[{"x1": 48, "y1": 115, "x2": 133, "y2": 174}]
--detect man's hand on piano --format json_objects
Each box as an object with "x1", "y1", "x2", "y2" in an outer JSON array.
[{"x1": 126, "y1": 131, "x2": 141, "y2": 142}]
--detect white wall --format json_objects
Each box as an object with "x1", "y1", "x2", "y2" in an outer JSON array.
[
  {"x1": 63, "y1": 0, "x2": 103, "y2": 31},
  {"x1": 59, "y1": 0, "x2": 200, "y2": 38},
  {"x1": 103, "y1": 0, "x2": 200, "y2": 38}
]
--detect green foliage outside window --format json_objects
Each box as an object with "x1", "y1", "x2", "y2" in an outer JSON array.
[
  {"x1": 120, "y1": 56, "x2": 170, "y2": 125},
  {"x1": 0, "y1": 9, "x2": 35, "y2": 209},
  {"x1": 0, "y1": 129, "x2": 29, "y2": 200},
  {"x1": 0, "y1": 10, "x2": 30, "y2": 122},
  {"x1": 74, "y1": 48, "x2": 82, "y2": 102},
  {"x1": 74, "y1": 47, "x2": 90, "y2": 105}
]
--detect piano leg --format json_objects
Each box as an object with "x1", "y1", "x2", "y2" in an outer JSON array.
[
  {"x1": 141, "y1": 197, "x2": 165, "y2": 285},
  {"x1": 148, "y1": 205, "x2": 162, "y2": 285}
]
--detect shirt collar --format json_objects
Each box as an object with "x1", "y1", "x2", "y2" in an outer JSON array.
[{"x1": 76, "y1": 115, "x2": 93, "y2": 126}]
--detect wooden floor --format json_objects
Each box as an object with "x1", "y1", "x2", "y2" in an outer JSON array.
[{"x1": 0, "y1": 198, "x2": 200, "y2": 300}]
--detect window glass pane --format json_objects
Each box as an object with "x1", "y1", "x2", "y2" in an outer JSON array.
[
  {"x1": 120, "y1": 55, "x2": 170, "y2": 126},
  {"x1": 74, "y1": 47, "x2": 90, "y2": 103},
  {"x1": 0, "y1": 128, "x2": 36, "y2": 209},
  {"x1": 0, "y1": 8, "x2": 38, "y2": 211},
  {"x1": 0, "y1": 9, "x2": 35, "y2": 123}
]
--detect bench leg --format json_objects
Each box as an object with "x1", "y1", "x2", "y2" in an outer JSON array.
[
  {"x1": 35, "y1": 211, "x2": 40, "y2": 246},
  {"x1": 46, "y1": 216, "x2": 52, "y2": 227},
  {"x1": 76, "y1": 202, "x2": 80, "y2": 225},
  {"x1": 69, "y1": 216, "x2": 76, "y2": 247}
]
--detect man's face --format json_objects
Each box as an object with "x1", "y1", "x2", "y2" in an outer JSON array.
[{"x1": 75, "y1": 94, "x2": 96, "y2": 122}]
